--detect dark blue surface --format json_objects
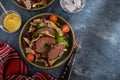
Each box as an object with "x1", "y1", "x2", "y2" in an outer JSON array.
[{"x1": 0, "y1": 0, "x2": 120, "y2": 80}]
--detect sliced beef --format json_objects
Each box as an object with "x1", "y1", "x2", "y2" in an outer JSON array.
[
  {"x1": 36, "y1": 27, "x2": 54, "y2": 35},
  {"x1": 36, "y1": 37, "x2": 55, "y2": 52},
  {"x1": 48, "y1": 42, "x2": 65, "y2": 60}
]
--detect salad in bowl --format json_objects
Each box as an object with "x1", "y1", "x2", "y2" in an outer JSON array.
[{"x1": 19, "y1": 13, "x2": 74, "y2": 68}]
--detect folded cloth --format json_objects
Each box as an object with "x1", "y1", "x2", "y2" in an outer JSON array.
[{"x1": 0, "y1": 42, "x2": 56, "y2": 80}]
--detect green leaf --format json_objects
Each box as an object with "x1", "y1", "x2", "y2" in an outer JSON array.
[
  {"x1": 56, "y1": 36, "x2": 69, "y2": 47},
  {"x1": 37, "y1": 22, "x2": 46, "y2": 28}
]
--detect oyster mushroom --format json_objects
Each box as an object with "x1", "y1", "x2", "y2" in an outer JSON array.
[
  {"x1": 32, "y1": 0, "x2": 47, "y2": 8},
  {"x1": 25, "y1": 48, "x2": 36, "y2": 54},
  {"x1": 28, "y1": 25, "x2": 36, "y2": 32},
  {"x1": 30, "y1": 21, "x2": 37, "y2": 26},
  {"x1": 23, "y1": 37, "x2": 34, "y2": 48},
  {"x1": 40, "y1": 31, "x2": 55, "y2": 37},
  {"x1": 31, "y1": 34, "x2": 43, "y2": 42},
  {"x1": 33, "y1": 19, "x2": 42, "y2": 24},
  {"x1": 48, "y1": 21, "x2": 63, "y2": 36},
  {"x1": 38, "y1": 58, "x2": 49, "y2": 67},
  {"x1": 23, "y1": 37, "x2": 30, "y2": 45}
]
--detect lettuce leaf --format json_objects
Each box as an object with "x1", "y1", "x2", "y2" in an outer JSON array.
[{"x1": 56, "y1": 36, "x2": 69, "y2": 47}]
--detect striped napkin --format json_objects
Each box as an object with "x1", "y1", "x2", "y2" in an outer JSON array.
[{"x1": 0, "y1": 42, "x2": 56, "y2": 80}]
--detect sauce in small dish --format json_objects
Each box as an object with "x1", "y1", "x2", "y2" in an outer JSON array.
[{"x1": 0, "y1": 10, "x2": 21, "y2": 33}]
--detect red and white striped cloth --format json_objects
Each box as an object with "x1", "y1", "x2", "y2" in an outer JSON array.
[{"x1": 0, "y1": 42, "x2": 56, "y2": 80}]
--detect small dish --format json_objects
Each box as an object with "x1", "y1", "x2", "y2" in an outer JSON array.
[{"x1": 0, "y1": 10, "x2": 22, "y2": 33}]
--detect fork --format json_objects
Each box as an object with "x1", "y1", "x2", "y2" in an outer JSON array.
[{"x1": 59, "y1": 36, "x2": 82, "y2": 80}]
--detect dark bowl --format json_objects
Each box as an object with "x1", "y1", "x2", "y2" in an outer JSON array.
[
  {"x1": 12, "y1": 0, "x2": 55, "y2": 11},
  {"x1": 19, "y1": 13, "x2": 75, "y2": 69}
]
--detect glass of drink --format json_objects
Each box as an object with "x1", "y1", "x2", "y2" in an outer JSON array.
[{"x1": 60, "y1": 0, "x2": 86, "y2": 13}]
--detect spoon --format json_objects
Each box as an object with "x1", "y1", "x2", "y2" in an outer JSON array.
[{"x1": 0, "y1": 2, "x2": 8, "y2": 15}]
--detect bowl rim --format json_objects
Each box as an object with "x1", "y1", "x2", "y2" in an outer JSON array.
[
  {"x1": 19, "y1": 13, "x2": 75, "y2": 69},
  {"x1": 12, "y1": 0, "x2": 55, "y2": 11},
  {"x1": 0, "y1": 10, "x2": 22, "y2": 33}
]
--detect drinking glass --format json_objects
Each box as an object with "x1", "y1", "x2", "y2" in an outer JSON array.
[{"x1": 60, "y1": 0, "x2": 86, "y2": 13}]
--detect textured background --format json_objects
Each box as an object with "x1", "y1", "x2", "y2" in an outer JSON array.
[{"x1": 0, "y1": 0, "x2": 120, "y2": 80}]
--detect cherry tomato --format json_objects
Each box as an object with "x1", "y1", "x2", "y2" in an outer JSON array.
[
  {"x1": 49, "y1": 15, "x2": 58, "y2": 23},
  {"x1": 26, "y1": 53, "x2": 34, "y2": 62},
  {"x1": 62, "y1": 24, "x2": 70, "y2": 33}
]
